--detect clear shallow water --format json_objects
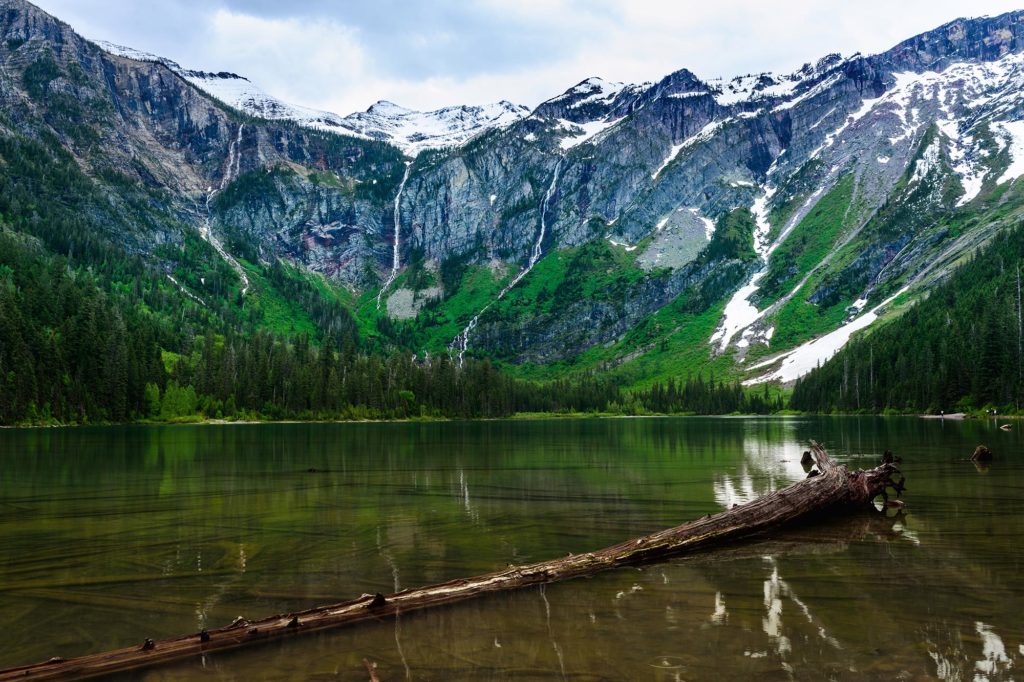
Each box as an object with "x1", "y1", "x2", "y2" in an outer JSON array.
[{"x1": 0, "y1": 417, "x2": 1021, "y2": 680}]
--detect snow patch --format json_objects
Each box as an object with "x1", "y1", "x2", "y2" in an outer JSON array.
[
  {"x1": 349, "y1": 100, "x2": 530, "y2": 156},
  {"x1": 772, "y1": 73, "x2": 843, "y2": 112},
  {"x1": 689, "y1": 207, "x2": 716, "y2": 240},
  {"x1": 751, "y1": 187, "x2": 777, "y2": 258},
  {"x1": 557, "y1": 117, "x2": 623, "y2": 150},
  {"x1": 910, "y1": 137, "x2": 941, "y2": 184},
  {"x1": 652, "y1": 142, "x2": 686, "y2": 179},
  {"x1": 548, "y1": 77, "x2": 628, "y2": 109},
  {"x1": 709, "y1": 186, "x2": 776, "y2": 351},
  {"x1": 710, "y1": 273, "x2": 768, "y2": 351},
  {"x1": 97, "y1": 40, "x2": 528, "y2": 156},
  {"x1": 995, "y1": 120, "x2": 1024, "y2": 184},
  {"x1": 712, "y1": 55, "x2": 847, "y2": 107},
  {"x1": 745, "y1": 288, "x2": 909, "y2": 384},
  {"x1": 651, "y1": 120, "x2": 731, "y2": 180}
]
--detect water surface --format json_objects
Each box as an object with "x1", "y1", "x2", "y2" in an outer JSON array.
[{"x1": 0, "y1": 417, "x2": 1021, "y2": 680}]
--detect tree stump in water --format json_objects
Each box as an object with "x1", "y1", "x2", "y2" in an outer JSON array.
[
  {"x1": 0, "y1": 441, "x2": 905, "y2": 682},
  {"x1": 972, "y1": 445, "x2": 993, "y2": 462}
]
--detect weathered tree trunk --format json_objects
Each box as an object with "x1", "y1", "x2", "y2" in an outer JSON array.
[{"x1": 0, "y1": 442, "x2": 903, "y2": 682}]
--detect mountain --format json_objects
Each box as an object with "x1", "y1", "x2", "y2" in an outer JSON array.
[
  {"x1": 95, "y1": 41, "x2": 530, "y2": 155},
  {"x1": 3, "y1": 0, "x2": 1024, "y2": 400},
  {"x1": 790, "y1": 223, "x2": 1024, "y2": 413},
  {"x1": 340, "y1": 100, "x2": 530, "y2": 156}
]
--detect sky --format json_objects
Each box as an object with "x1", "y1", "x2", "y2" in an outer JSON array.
[{"x1": 31, "y1": 0, "x2": 1024, "y2": 115}]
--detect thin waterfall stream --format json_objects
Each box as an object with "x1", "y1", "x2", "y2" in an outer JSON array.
[
  {"x1": 449, "y1": 156, "x2": 563, "y2": 364},
  {"x1": 377, "y1": 161, "x2": 414, "y2": 309}
]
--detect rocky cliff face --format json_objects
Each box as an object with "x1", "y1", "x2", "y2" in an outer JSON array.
[
  {"x1": 4, "y1": 0, "x2": 1024, "y2": 383},
  {"x1": 1, "y1": 0, "x2": 407, "y2": 288}
]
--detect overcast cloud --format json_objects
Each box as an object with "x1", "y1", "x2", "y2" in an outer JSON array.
[{"x1": 30, "y1": 0, "x2": 1024, "y2": 115}]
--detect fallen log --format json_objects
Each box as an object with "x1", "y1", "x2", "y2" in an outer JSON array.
[{"x1": 0, "y1": 441, "x2": 904, "y2": 682}]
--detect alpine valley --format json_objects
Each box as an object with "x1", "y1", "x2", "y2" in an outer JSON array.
[{"x1": 2, "y1": 0, "x2": 1024, "y2": 422}]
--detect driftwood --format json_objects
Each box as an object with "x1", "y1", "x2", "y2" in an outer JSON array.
[{"x1": 0, "y1": 441, "x2": 904, "y2": 682}]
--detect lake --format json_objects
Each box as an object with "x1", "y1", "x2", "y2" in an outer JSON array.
[{"x1": 0, "y1": 417, "x2": 1021, "y2": 680}]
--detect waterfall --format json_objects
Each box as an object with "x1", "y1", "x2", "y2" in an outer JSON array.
[
  {"x1": 377, "y1": 161, "x2": 413, "y2": 309},
  {"x1": 196, "y1": 123, "x2": 250, "y2": 295},
  {"x1": 449, "y1": 157, "x2": 563, "y2": 364}
]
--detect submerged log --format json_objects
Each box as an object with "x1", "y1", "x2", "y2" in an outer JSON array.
[{"x1": 0, "y1": 442, "x2": 904, "y2": 682}]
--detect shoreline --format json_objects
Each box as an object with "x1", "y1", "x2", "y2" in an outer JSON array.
[{"x1": 2, "y1": 411, "x2": 1021, "y2": 430}]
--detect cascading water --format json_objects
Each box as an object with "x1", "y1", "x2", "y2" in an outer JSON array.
[
  {"x1": 377, "y1": 161, "x2": 413, "y2": 309},
  {"x1": 196, "y1": 123, "x2": 251, "y2": 295},
  {"x1": 220, "y1": 123, "x2": 245, "y2": 191},
  {"x1": 449, "y1": 157, "x2": 563, "y2": 364}
]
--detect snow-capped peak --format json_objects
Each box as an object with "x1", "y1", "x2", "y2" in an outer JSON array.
[
  {"x1": 95, "y1": 40, "x2": 182, "y2": 70},
  {"x1": 547, "y1": 77, "x2": 629, "y2": 108},
  {"x1": 97, "y1": 41, "x2": 528, "y2": 156},
  {"x1": 344, "y1": 100, "x2": 530, "y2": 156},
  {"x1": 366, "y1": 100, "x2": 415, "y2": 117},
  {"x1": 711, "y1": 53, "x2": 849, "y2": 106}
]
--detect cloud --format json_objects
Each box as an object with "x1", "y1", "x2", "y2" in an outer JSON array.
[
  {"x1": 30, "y1": 0, "x2": 1024, "y2": 115},
  {"x1": 203, "y1": 10, "x2": 367, "y2": 109}
]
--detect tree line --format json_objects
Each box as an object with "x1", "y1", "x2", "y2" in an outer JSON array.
[
  {"x1": 791, "y1": 226, "x2": 1024, "y2": 414},
  {"x1": 1, "y1": 227, "x2": 758, "y2": 424}
]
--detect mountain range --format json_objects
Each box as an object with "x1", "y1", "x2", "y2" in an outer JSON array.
[{"x1": 3, "y1": 0, "x2": 1024, "y2": 392}]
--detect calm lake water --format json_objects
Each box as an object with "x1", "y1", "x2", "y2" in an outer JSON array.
[{"x1": 0, "y1": 417, "x2": 1021, "y2": 681}]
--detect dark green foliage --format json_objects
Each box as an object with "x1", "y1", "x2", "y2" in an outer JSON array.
[
  {"x1": 705, "y1": 208, "x2": 758, "y2": 262},
  {"x1": 634, "y1": 374, "x2": 782, "y2": 414},
  {"x1": 401, "y1": 248, "x2": 434, "y2": 291},
  {"x1": 212, "y1": 166, "x2": 293, "y2": 213},
  {"x1": 22, "y1": 55, "x2": 61, "y2": 98},
  {"x1": 439, "y1": 241, "x2": 483, "y2": 298},
  {"x1": 0, "y1": 223, "x2": 623, "y2": 423},
  {"x1": 264, "y1": 259, "x2": 359, "y2": 349},
  {"x1": 791, "y1": 226, "x2": 1024, "y2": 413},
  {"x1": 0, "y1": 231, "x2": 166, "y2": 423},
  {"x1": 171, "y1": 339, "x2": 622, "y2": 420}
]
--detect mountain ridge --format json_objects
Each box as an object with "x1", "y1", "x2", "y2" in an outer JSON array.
[
  {"x1": 94, "y1": 39, "x2": 531, "y2": 156},
  {"x1": 3, "y1": 0, "x2": 1024, "y2": 394}
]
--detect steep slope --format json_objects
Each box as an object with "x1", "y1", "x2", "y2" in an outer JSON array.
[
  {"x1": 372, "y1": 10, "x2": 1024, "y2": 385},
  {"x1": 789, "y1": 224, "x2": 1024, "y2": 412},
  {"x1": 6, "y1": 0, "x2": 1024, "y2": 393},
  {"x1": 95, "y1": 41, "x2": 530, "y2": 156},
  {"x1": 340, "y1": 99, "x2": 529, "y2": 156},
  {"x1": 0, "y1": 0, "x2": 423, "y2": 378}
]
